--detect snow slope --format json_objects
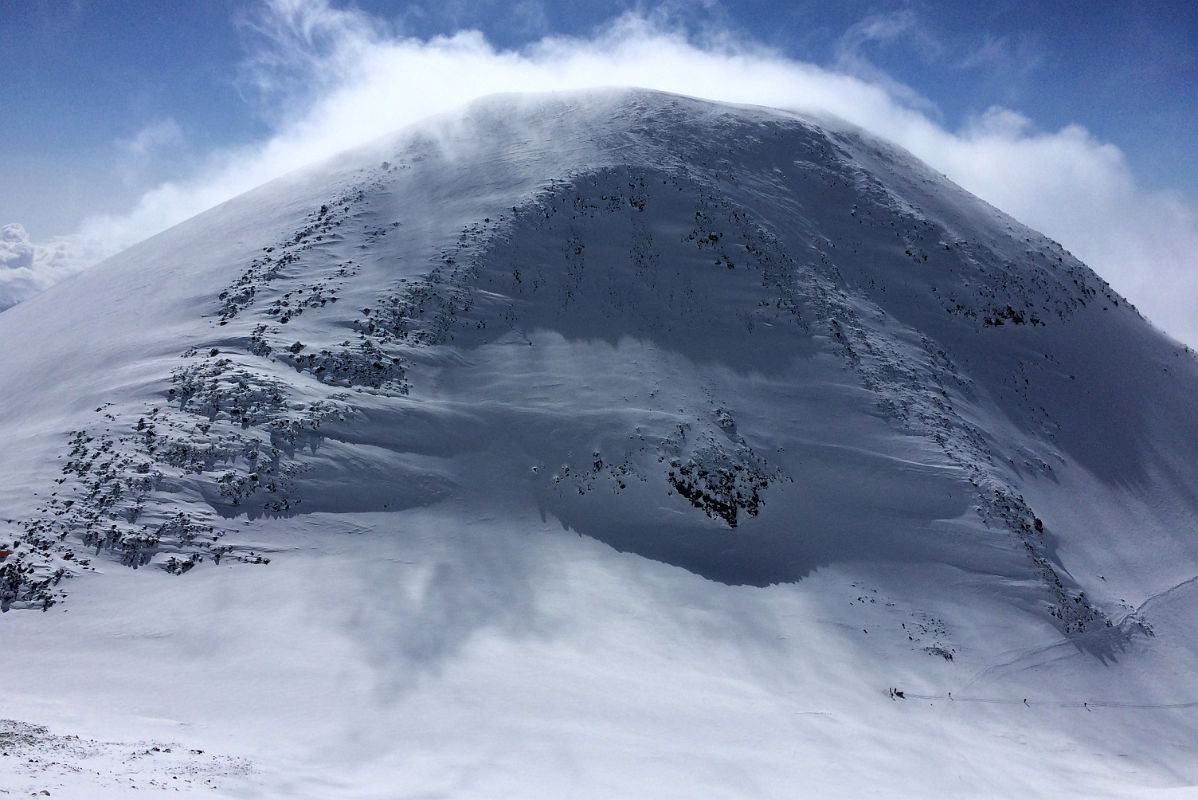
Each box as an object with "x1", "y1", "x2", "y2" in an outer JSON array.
[{"x1": 1, "y1": 89, "x2": 1197, "y2": 798}]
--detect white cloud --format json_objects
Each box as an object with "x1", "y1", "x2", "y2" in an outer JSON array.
[
  {"x1": 1, "y1": 223, "x2": 100, "y2": 309},
  {"x1": 831, "y1": 10, "x2": 943, "y2": 117},
  {"x1": 120, "y1": 118, "x2": 185, "y2": 158},
  {"x1": 0, "y1": 224, "x2": 35, "y2": 271},
  {"x1": 9, "y1": 0, "x2": 1197, "y2": 347}
]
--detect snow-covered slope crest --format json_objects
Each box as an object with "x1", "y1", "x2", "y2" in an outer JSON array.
[{"x1": 2, "y1": 89, "x2": 1197, "y2": 797}]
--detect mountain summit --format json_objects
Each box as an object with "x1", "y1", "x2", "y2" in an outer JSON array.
[{"x1": 2, "y1": 89, "x2": 1196, "y2": 797}]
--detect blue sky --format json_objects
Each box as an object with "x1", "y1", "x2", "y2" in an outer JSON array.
[{"x1": 2, "y1": 0, "x2": 1197, "y2": 344}]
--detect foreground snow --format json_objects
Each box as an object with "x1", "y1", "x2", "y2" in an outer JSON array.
[
  {"x1": 6, "y1": 509, "x2": 1198, "y2": 798},
  {"x1": 1, "y1": 90, "x2": 1196, "y2": 797}
]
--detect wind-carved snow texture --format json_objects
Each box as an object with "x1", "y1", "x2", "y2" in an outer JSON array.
[
  {"x1": 0, "y1": 101, "x2": 1150, "y2": 642},
  {"x1": 0, "y1": 172, "x2": 402, "y2": 610},
  {"x1": 505, "y1": 151, "x2": 1113, "y2": 632},
  {"x1": 469, "y1": 167, "x2": 811, "y2": 537},
  {"x1": 547, "y1": 416, "x2": 781, "y2": 530},
  {"x1": 848, "y1": 581, "x2": 956, "y2": 660},
  {"x1": 807, "y1": 279, "x2": 1114, "y2": 633},
  {"x1": 2, "y1": 347, "x2": 341, "y2": 610},
  {"x1": 484, "y1": 154, "x2": 1113, "y2": 633},
  {"x1": 3, "y1": 161, "x2": 538, "y2": 610},
  {"x1": 812, "y1": 139, "x2": 1130, "y2": 634},
  {"x1": 656, "y1": 409, "x2": 782, "y2": 529}
]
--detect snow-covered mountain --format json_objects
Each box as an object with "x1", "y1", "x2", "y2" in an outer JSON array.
[{"x1": 2, "y1": 89, "x2": 1197, "y2": 798}]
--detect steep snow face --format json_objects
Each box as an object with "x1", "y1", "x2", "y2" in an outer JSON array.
[{"x1": 1, "y1": 89, "x2": 1197, "y2": 797}]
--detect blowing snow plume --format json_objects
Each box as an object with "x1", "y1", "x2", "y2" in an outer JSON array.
[{"x1": 7, "y1": 0, "x2": 1198, "y2": 349}]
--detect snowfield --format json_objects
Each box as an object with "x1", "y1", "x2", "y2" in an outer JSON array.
[{"x1": 1, "y1": 89, "x2": 1197, "y2": 798}]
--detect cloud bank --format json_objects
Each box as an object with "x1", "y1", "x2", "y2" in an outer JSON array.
[
  {"x1": 7, "y1": 0, "x2": 1197, "y2": 347},
  {"x1": 1, "y1": 223, "x2": 107, "y2": 309}
]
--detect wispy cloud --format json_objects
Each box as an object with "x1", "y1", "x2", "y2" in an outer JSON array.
[
  {"x1": 112, "y1": 118, "x2": 188, "y2": 188},
  {"x1": 957, "y1": 30, "x2": 1047, "y2": 105},
  {"x1": 119, "y1": 118, "x2": 185, "y2": 158},
  {"x1": 832, "y1": 10, "x2": 943, "y2": 116},
  {"x1": 959, "y1": 31, "x2": 1044, "y2": 74},
  {"x1": 6, "y1": 0, "x2": 1197, "y2": 347}
]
